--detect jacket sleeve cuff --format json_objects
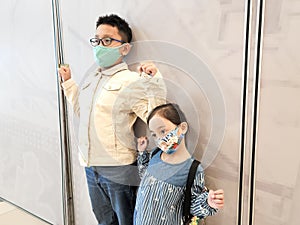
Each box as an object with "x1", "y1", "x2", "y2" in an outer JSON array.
[{"x1": 61, "y1": 78, "x2": 76, "y2": 90}]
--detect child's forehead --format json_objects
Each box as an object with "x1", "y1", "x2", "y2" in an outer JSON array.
[{"x1": 149, "y1": 115, "x2": 174, "y2": 130}]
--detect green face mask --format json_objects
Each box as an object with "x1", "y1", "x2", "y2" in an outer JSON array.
[{"x1": 93, "y1": 45, "x2": 123, "y2": 68}]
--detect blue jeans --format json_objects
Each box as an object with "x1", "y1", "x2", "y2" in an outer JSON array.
[{"x1": 85, "y1": 165, "x2": 138, "y2": 225}]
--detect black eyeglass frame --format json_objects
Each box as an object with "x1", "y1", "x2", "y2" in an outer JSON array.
[{"x1": 89, "y1": 37, "x2": 125, "y2": 47}]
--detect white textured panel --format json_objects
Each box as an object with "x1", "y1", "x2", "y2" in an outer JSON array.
[
  {"x1": 60, "y1": 0, "x2": 246, "y2": 224},
  {"x1": 0, "y1": 0, "x2": 63, "y2": 224},
  {"x1": 255, "y1": 0, "x2": 300, "y2": 225}
]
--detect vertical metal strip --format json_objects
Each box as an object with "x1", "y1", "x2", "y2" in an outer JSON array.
[
  {"x1": 51, "y1": 0, "x2": 75, "y2": 225},
  {"x1": 238, "y1": 0, "x2": 252, "y2": 224},
  {"x1": 249, "y1": 0, "x2": 265, "y2": 224}
]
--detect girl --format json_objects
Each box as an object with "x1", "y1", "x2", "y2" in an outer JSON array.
[{"x1": 135, "y1": 103, "x2": 224, "y2": 225}]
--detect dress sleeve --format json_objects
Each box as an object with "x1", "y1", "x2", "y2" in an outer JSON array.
[
  {"x1": 190, "y1": 166, "x2": 218, "y2": 219},
  {"x1": 137, "y1": 151, "x2": 151, "y2": 179}
]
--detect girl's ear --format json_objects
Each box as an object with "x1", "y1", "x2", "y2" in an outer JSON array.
[
  {"x1": 120, "y1": 43, "x2": 132, "y2": 56},
  {"x1": 179, "y1": 122, "x2": 188, "y2": 134}
]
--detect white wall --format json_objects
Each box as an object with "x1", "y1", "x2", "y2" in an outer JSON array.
[
  {"x1": 1, "y1": 1, "x2": 300, "y2": 225},
  {"x1": 60, "y1": 0, "x2": 245, "y2": 224},
  {"x1": 0, "y1": 0, "x2": 64, "y2": 224}
]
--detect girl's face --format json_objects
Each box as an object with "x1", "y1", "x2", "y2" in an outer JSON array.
[
  {"x1": 149, "y1": 115, "x2": 187, "y2": 153},
  {"x1": 149, "y1": 115, "x2": 177, "y2": 141}
]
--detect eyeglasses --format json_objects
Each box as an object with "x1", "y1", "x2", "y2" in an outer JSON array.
[{"x1": 89, "y1": 37, "x2": 125, "y2": 47}]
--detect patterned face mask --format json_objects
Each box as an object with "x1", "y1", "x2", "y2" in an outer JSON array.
[{"x1": 156, "y1": 126, "x2": 185, "y2": 154}]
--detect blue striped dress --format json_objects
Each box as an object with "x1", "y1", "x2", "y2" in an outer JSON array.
[{"x1": 134, "y1": 150, "x2": 217, "y2": 225}]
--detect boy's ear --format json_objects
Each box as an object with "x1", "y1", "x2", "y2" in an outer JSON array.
[
  {"x1": 180, "y1": 122, "x2": 188, "y2": 134},
  {"x1": 121, "y1": 43, "x2": 132, "y2": 56}
]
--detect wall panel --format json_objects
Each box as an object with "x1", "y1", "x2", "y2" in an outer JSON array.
[
  {"x1": 0, "y1": 1, "x2": 64, "y2": 224},
  {"x1": 253, "y1": 0, "x2": 300, "y2": 225},
  {"x1": 59, "y1": 0, "x2": 247, "y2": 224}
]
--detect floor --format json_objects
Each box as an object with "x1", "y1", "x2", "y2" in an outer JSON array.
[{"x1": 0, "y1": 200, "x2": 49, "y2": 225}]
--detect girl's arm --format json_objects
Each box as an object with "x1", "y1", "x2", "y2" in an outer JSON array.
[
  {"x1": 137, "y1": 137, "x2": 150, "y2": 179},
  {"x1": 137, "y1": 150, "x2": 150, "y2": 179},
  {"x1": 190, "y1": 166, "x2": 223, "y2": 219}
]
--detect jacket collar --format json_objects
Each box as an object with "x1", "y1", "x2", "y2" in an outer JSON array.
[{"x1": 101, "y1": 62, "x2": 128, "y2": 76}]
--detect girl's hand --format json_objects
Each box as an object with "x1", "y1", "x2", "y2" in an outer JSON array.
[
  {"x1": 137, "y1": 136, "x2": 149, "y2": 152},
  {"x1": 207, "y1": 189, "x2": 224, "y2": 209},
  {"x1": 138, "y1": 62, "x2": 158, "y2": 76}
]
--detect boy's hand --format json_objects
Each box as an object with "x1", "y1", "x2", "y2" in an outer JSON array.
[
  {"x1": 207, "y1": 189, "x2": 224, "y2": 209},
  {"x1": 138, "y1": 62, "x2": 158, "y2": 76},
  {"x1": 137, "y1": 136, "x2": 149, "y2": 152},
  {"x1": 58, "y1": 64, "x2": 71, "y2": 82}
]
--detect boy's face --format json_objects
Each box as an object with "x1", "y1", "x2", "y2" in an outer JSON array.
[{"x1": 95, "y1": 24, "x2": 123, "y2": 47}]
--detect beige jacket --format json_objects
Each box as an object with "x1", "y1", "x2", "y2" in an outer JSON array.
[{"x1": 62, "y1": 63, "x2": 166, "y2": 166}]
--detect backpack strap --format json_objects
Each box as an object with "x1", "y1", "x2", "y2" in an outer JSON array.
[
  {"x1": 150, "y1": 147, "x2": 160, "y2": 158},
  {"x1": 183, "y1": 159, "x2": 200, "y2": 224}
]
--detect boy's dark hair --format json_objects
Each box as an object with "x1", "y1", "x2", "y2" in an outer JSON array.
[
  {"x1": 96, "y1": 14, "x2": 132, "y2": 43},
  {"x1": 147, "y1": 103, "x2": 187, "y2": 126}
]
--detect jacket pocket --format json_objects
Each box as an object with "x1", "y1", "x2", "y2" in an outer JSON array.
[{"x1": 103, "y1": 82, "x2": 122, "y2": 91}]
